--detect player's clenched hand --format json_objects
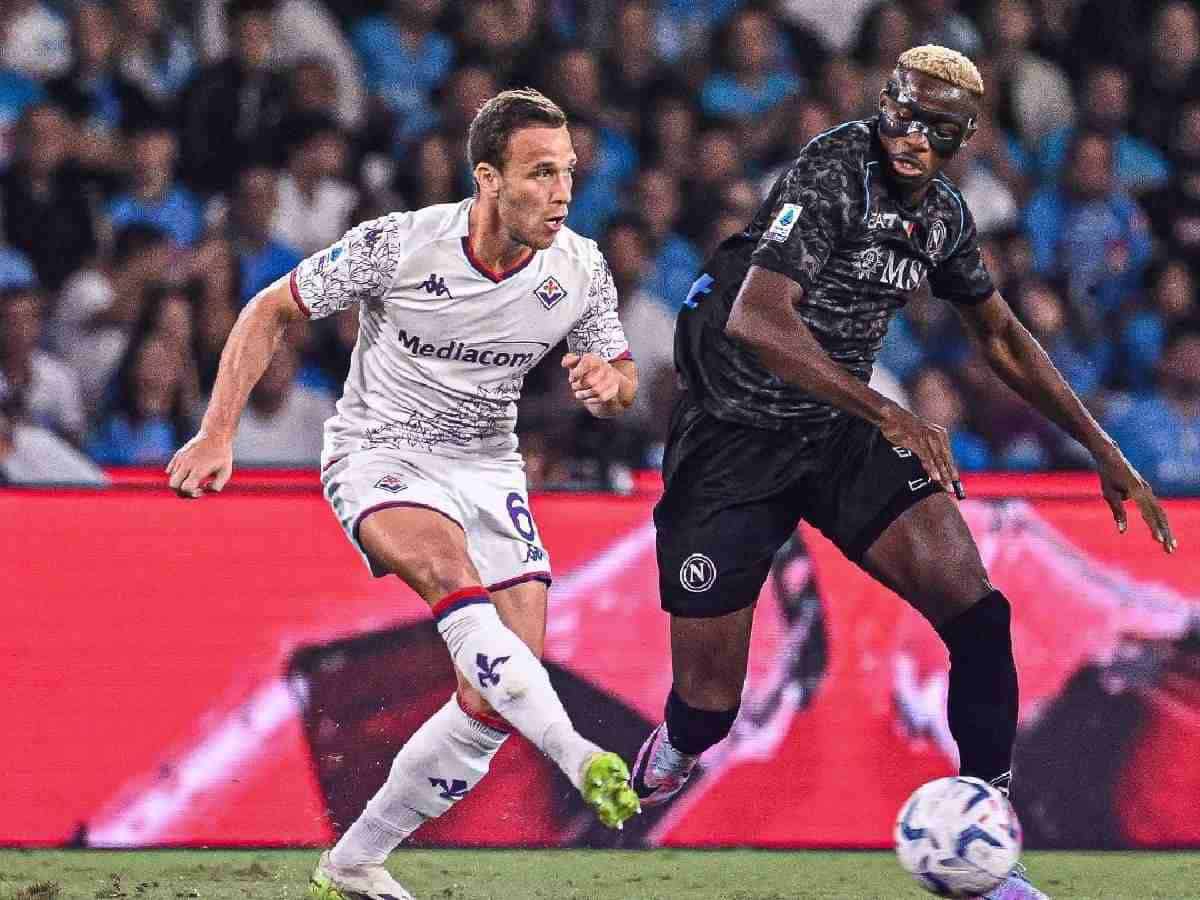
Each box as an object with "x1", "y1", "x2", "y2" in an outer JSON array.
[
  {"x1": 879, "y1": 406, "x2": 964, "y2": 500},
  {"x1": 562, "y1": 352, "x2": 621, "y2": 404},
  {"x1": 166, "y1": 431, "x2": 233, "y2": 499},
  {"x1": 1095, "y1": 447, "x2": 1177, "y2": 553}
]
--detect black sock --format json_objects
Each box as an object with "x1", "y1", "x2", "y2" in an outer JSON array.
[
  {"x1": 935, "y1": 590, "x2": 1019, "y2": 784},
  {"x1": 664, "y1": 688, "x2": 739, "y2": 756}
]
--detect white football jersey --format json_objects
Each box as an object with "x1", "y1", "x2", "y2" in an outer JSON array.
[{"x1": 290, "y1": 199, "x2": 630, "y2": 462}]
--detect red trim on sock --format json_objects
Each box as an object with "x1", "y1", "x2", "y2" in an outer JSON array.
[
  {"x1": 430, "y1": 585, "x2": 489, "y2": 619},
  {"x1": 456, "y1": 690, "x2": 512, "y2": 734}
]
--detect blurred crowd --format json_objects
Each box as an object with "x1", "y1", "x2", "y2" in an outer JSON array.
[{"x1": 0, "y1": 0, "x2": 1198, "y2": 493}]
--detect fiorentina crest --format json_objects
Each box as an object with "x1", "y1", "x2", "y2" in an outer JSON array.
[
  {"x1": 534, "y1": 276, "x2": 566, "y2": 309},
  {"x1": 374, "y1": 473, "x2": 408, "y2": 494}
]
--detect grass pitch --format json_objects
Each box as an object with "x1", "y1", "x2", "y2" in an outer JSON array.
[{"x1": 1, "y1": 849, "x2": 1198, "y2": 900}]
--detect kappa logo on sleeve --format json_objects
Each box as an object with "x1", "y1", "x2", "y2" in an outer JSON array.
[{"x1": 764, "y1": 203, "x2": 803, "y2": 243}]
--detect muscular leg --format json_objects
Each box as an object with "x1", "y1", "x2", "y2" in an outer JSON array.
[
  {"x1": 456, "y1": 579, "x2": 547, "y2": 724},
  {"x1": 330, "y1": 509, "x2": 628, "y2": 868},
  {"x1": 671, "y1": 606, "x2": 756, "y2": 711},
  {"x1": 860, "y1": 493, "x2": 1018, "y2": 783},
  {"x1": 631, "y1": 605, "x2": 755, "y2": 803}
]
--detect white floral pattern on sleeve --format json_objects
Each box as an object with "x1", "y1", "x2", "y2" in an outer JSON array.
[
  {"x1": 566, "y1": 249, "x2": 631, "y2": 362},
  {"x1": 291, "y1": 213, "x2": 408, "y2": 319}
]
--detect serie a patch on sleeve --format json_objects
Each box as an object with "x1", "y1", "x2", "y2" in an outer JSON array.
[{"x1": 764, "y1": 203, "x2": 803, "y2": 243}]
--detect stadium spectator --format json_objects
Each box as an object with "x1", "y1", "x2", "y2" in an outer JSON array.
[
  {"x1": 1103, "y1": 332, "x2": 1200, "y2": 495},
  {"x1": 851, "y1": 2, "x2": 916, "y2": 77},
  {"x1": 775, "y1": 0, "x2": 877, "y2": 54},
  {"x1": 457, "y1": 0, "x2": 550, "y2": 89},
  {"x1": 87, "y1": 332, "x2": 194, "y2": 465},
  {"x1": 642, "y1": 92, "x2": 698, "y2": 182},
  {"x1": 1, "y1": 0, "x2": 70, "y2": 81},
  {"x1": 1023, "y1": 130, "x2": 1153, "y2": 323},
  {"x1": 271, "y1": 114, "x2": 358, "y2": 255},
  {"x1": 1131, "y1": 2, "x2": 1200, "y2": 153},
  {"x1": 545, "y1": 47, "x2": 638, "y2": 186},
  {"x1": 633, "y1": 167, "x2": 702, "y2": 313},
  {"x1": 107, "y1": 121, "x2": 204, "y2": 247},
  {"x1": 395, "y1": 130, "x2": 458, "y2": 210},
  {"x1": 0, "y1": 283, "x2": 85, "y2": 444},
  {"x1": 600, "y1": 215, "x2": 676, "y2": 442},
  {"x1": 0, "y1": 64, "x2": 42, "y2": 172},
  {"x1": 180, "y1": 0, "x2": 288, "y2": 196},
  {"x1": 87, "y1": 288, "x2": 202, "y2": 465},
  {"x1": 601, "y1": 0, "x2": 678, "y2": 142},
  {"x1": 701, "y1": 9, "x2": 803, "y2": 163},
  {"x1": 819, "y1": 56, "x2": 871, "y2": 122},
  {"x1": 1118, "y1": 261, "x2": 1199, "y2": 393},
  {"x1": 52, "y1": 223, "x2": 172, "y2": 414},
  {"x1": 437, "y1": 64, "x2": 498, "y2": 172},
  {"x1": 230, "y1": 165, "x2": 302, "y2": 305},
  {"x1": 941, "y1": 109, "x2": 1023, "y2": 235},
  {"x1": 561, "y1": 119, "x2": 614, "y2": 240},
  {"x1": 0, "y1": 102, "x2": 98, "y2": 292},
  {"x1": 877, "y1": 286, "x2": 970, "y2": 385},
  {"x1": 188, "y1": 235, "x2": 240, "y2": 391},
  {"x1": 350, "y1": 0, "x2": 453, "y2": 144},
  {"x1": 1142, "y1": 101, "x2": 1200, "y2": 272},
  {"x1": 1037, "y1": 65, "x2": 1170, "y2": 196},
  {"x1": 678, "y1": 126, "x2": 744, "y2": 241},
  {"x1": 47, "y1": 1, "x2": 156, "y2": 176},
  {"x1": 1064, "y1": 0, "x2": 1145, "y2": 79},
  {"x1": 284, "y1": 56, "x2": 339, "y2": 122},
  {"x1": 984, "y1": 0, "x2": 1075, "y2": 146},
  {"x1": 196, "y1": 0, "x2": 364, "y2": 131},
  {"x1": 115, "y1": 0, "x2": 196, "y2": 108},
  {"x1": 0, "y1": 403, "x2": 106, "y2": 486},
  {"x1": 1015, "y1": 277, "x2": 1110, "y2": 401},
  {"x1": 909, "y1": 367, "x2": 992, "y2": 472},
  {"x1": 230, "y1": 339, "x2": 333, "y2": 466},
  {"x1": 908, "y1": 0, "x2": 983, "y2": 58}
]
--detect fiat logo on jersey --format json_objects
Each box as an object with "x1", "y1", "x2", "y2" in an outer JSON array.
[
  {"x1": 679, "y1": 553, "x2": 717, "y2": 593},
  {"x1": 534, "y1": 276, "x2": 567, "y2": 309}
]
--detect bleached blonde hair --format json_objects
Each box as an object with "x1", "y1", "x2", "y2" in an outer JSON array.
[{"x1": 897, "y1": 45, "x2": 984, "y2": 97}]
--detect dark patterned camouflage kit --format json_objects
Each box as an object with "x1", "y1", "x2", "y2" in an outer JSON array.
[{"x1": 675, "y1": 119, "x2": 994, "y2": 432}]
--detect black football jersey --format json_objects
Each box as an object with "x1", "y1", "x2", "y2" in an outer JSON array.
[{"x1": 675, "y1": 119, "x2": 994, "y2": 431}]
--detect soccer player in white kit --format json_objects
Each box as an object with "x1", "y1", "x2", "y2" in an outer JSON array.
[{"x1": 168, "y1": 90, "x2": 641, "y2": 899}]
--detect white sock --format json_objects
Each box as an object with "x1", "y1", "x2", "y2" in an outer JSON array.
[
  {"x1": 434, "y1": 591, "x2": 601, "y2": 789},
  {"x1": 330, "y1": 695, "x2": 508, "y2": 867}
]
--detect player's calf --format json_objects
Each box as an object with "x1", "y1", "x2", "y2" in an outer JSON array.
[
  {"x1": 330, "y1": 695, "x2": 507, "y2": 869},
  {"x1": 433, "y1": 586, "x2": 639, "y2": 826}
]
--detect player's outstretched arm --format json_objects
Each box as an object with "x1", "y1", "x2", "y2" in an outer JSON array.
[
  {"x1": 956, "y1": 290, "x2": 1177, "y2": 553},
  {"x1": 561, "y1": 353, "x2": 637, "y2": 418},
  {"x1": 726, "y1": 265, "x2": 964, "y2": 497},
  {"x1": 167, "y1": 275, "x2": 307, "y2": 498}
]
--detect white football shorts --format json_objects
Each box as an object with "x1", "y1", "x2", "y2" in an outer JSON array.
[{"x1": 320, "y1": 446, "x2": 551, "y2": 591}]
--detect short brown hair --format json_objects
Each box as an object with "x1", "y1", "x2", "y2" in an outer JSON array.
[{"x1": 467, "y1": 89, "x2": 567, "y2": 174}]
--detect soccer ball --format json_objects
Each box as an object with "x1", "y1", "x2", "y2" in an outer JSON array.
[{"x1": 894, "y1": 776, "x2": 1022, "y2": 898}]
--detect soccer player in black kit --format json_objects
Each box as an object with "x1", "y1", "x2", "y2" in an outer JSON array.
[{"x1": 631, "y1": 46, "x2": 1177, "y2": 899}]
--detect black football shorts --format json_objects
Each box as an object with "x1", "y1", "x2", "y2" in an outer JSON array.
[{"x1": 655, "y1": 393, "x2": 942, "y2": 618}]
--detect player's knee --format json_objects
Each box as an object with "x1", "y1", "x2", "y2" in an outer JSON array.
[{"x1": 386, "y1": 555, "x2": 478, "y2": 603}]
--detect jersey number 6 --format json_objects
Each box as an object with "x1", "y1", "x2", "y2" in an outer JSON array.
[{"x1": 506, "y1": 492, "x2": 537, "y2": 542}]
